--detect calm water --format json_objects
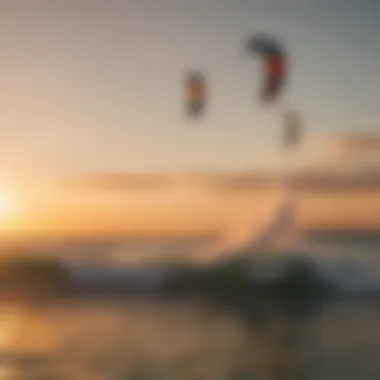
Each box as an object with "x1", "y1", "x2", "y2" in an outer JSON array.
[{"x1": 0, "y1": 298, "x2": 379, "y2": 380}]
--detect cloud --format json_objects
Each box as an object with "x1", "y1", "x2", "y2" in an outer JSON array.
[
  {"x1": 65, "y1": 173, "x2": 171, "y2": 191},
  {"x1": 64, "y1": 166, "x2": 380, "y2": 194},
  {"x1": 61, "y1": 132, "x2": 380, "y2": 193},
  {"x1": 61, "y1": 131, "x2": 380, "y2": 193},
  {"x1": 323, "y1": 131, "x2": 380, "y2": 161},
  {"x1": 64, "y1": 171, "x2": 272, "y2": 192}
]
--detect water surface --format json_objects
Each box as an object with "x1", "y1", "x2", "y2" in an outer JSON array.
[{"x1": 0, "y1": 298, "x2": 378, "y2": 380}]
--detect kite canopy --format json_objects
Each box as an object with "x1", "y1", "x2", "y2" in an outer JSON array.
[
  {"x1": 283, "y1": 110, "x2": 302, "y2": 148},
  {"x1": 246, "y1": 35, "x2": 287, "y2": 103},
  {"x1": 185, "y1": 71, "x2": 206, "y2": 119}
]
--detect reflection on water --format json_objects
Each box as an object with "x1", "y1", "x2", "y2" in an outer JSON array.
[{"x1": 0, "y1": 299, "x2": 379, "y2": 379}]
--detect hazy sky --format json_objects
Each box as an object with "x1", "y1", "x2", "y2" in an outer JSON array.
[{"x1": 1, "y1": 0, "x2": 380, "y2": 179}]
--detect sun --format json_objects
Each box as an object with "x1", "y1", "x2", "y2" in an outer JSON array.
[{"x1": 0, "y1": 189, "x2": 15, "y2": 219}]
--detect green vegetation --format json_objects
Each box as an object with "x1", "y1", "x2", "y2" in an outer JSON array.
[
  {"x1": 0, "y1": 251, "x2": 335, "y2": 307},
  {"x1": 272, "y1": 256, "x2": 332, "y2": 296},
  {"x1": 0, "y1": 256, "x2": 72, "y2": 302},
  {"x1": 160, "y1": 254, "x2": 334, "y2": 303}
]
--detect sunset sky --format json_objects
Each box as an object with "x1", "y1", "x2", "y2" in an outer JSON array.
[
  {"x1": 1, "y1": 0, "x2": 380, "y2": 176},
  {"x1": 0, "y1": 1, "x2": 379, "y2": 235}
]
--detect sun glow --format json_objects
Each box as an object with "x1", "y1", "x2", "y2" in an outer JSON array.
[{"x1": 0, "y1": 187, "x2": 15, "y2": 221}]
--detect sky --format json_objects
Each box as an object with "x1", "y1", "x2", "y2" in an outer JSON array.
[
  {"x1": 1, "y1": 0, "x2": 380, "y2": 180},
  {"x1": 1, "y1": 1, "x2": 380, "y2": 236}
]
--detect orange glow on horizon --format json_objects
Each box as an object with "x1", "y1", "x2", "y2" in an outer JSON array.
[{"x1": 0, "y1": 175, "x2": 379, "y2": 239}]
